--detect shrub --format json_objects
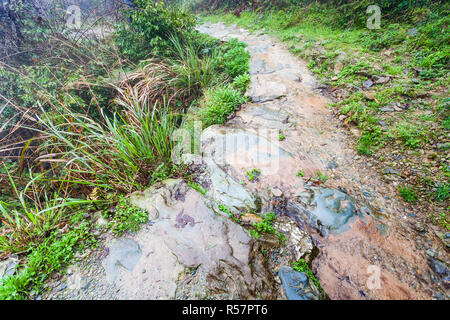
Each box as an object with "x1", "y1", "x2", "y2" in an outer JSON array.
[
  {"x1": 199, "y1": 85, "x2": 247, "y2": 127},
  {"x1": 114, "y1": 0, "x2": 197, "y2": 62},
  {"x1": 220, "y1": 38, "x2": 250, "y2": 79},
  {"x1": 36, "y1": 88, "x2": 180, "y2": 192},
  {"x1": 232, "y1": 73, "x2": 251, "y2": 93}
]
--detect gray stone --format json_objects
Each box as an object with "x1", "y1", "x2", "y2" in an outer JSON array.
[
  {"x1": 429, "y1": 258, "x2": 450, "y2": 277},
  {"x1": 334, "y1": 51, "x2": 347, "y2": 74},
  {"x1": 290, "y1": 188, "x2": 361, "y2": 235},
  {"x1": 382, "y1": 167, "x2": 399, "y2": 175},
  {"x1": 363, "y1": 79, "x2": 374, "y2": 89},
  {"x1": 374, "y1": 76, "x2": 390, "y2": 84},
  {"x1": 57, "y1": 283, "x2": 68, "y2": 292},
  {"x1": 377, "y1": 223, "x2": 390, "y2": 237},
  {"x1": 326, "y1": 161, "x2": 339, "y2": 170},
  {"x1": 102, "y1": 238, "x2": 143, "y2": 282},
  {"x1": 278, "y1": 266, "x2": 320, "y2": 300},
  {"x1": 250, "y1": 59, "x2": 283, "y2": 75},
  {"x1": 380, "y1": 106, "x2": 395, "y2": 112},
  {"x1": 310, "y1": 188, "x2": 359, "y2": 233},
  {"x1": 127, "y1": 180, "x2": 274, "y2": 299},
  {"x1": 205, "y1": 159, "x2": 259, "y2": 215},
  {"x1": 0, "y1": 257, "x2": 18, "y2": 279}
]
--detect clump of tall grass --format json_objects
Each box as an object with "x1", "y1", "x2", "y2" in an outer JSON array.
[
  {"x1": 35, "y1": 87, "x2": 180, "y2": 193},
  {"x1": 0, "y1": 169, "x2": 97, "y2": 254},
  {"x1": 120, "y1": 35, "x2": 222, "y2": 109}
]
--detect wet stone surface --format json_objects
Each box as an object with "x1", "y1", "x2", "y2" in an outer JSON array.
[
  {"x1": 46, "y1": 179, "x2": 277, "y2": 300},
  {"x1": 289, "y1": 188, "x2": 364, "y2": 236},
  {"x1": 278, "y1": 266, "x2": 320, "y2": 300},
  {"x1": 44, "y1": 22, "x2": 448, "y2": 301}
]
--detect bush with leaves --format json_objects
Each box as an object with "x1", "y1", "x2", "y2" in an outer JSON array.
[{"x1": 114, "y1": 0, "x2": 197, "y2": 62}]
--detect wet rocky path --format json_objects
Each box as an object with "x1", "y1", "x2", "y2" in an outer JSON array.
[
  {"x1": 196, "y1": 22, "x2": 448, "y2": 300},
  {"x1": 43, "y1": 22, "x2": 448, "y2": 300}
]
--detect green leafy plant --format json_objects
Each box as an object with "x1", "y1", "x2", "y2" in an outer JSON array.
[
  {"x1": 246, "y1": 168, "x2": 261, "y2": 182},
  {"x1": 231, "y1": 73, "x2": 251, "y2": 93},
  {"x1": 296, "y1": 170, "x2": 305, "y2": 177},
  {"x1": 220, "y1": 38, "x2": 250, "y2": 79},
  {"x1": 433, "y1": 184, "x2": 449, "y2": 202},
  {"x1": 187, "y1": 181, "x2": 208, "y2": 195},
  {"x1": 200, "y1": 85, "x2": 248, "y2": 127},
  {"x1": 0, "y1": 167, "x2": 98, "y2": 254},
  {"x1": 430, "y1": 212, "x2": 449, "y2": 230},
  {"x1": 314, "y1": 171, "x2": 329, "y2": 183},
  {"x1": 292, "y1": 258, "x2": 324, "y2": 294},
  {"x1": 106, "y1": 195, "x2": 148, "y2": 235},
  {"x1": 0, "y1": 211, "x2": 98, "y2": 300},
  {"x1": 218, "y1": 204, "x2": 239, "y2": 223},
  {"x1": 398, "y1": 185, "x2": 418, "y2": 204},
  {"x1": 250, "y1": 212, "x2": 285, "y2": 242},
  {"x1": 114, "y1": 0, "x2": 197, "y2": 62}
]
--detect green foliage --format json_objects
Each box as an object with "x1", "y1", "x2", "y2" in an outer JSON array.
[
  {"x1": 187, "y1": 181, "x2": 208, "y2": 195},
  {"x1": 106, "y1": 196, "x2": 148, "y2": 235},
  {"x1": 250, "y1": 212, "x2": 285, "y2": 242},
  {"x1": 358, "y1": 126, "x2": 384, "y2": 155},
  {"x1": 292, "y1": 258, "x2": 324, "y2": 294},
  {"x1": 314, "y1": 171, "x2": 329, "y2": 183},
  {"x1": 0, "y1": 168, "x2": 98, "y2": 254},
  {"x1": 231, "y1": 73, "x2": 251, "y2": 93},
  {"x1": 167, "y1": 35, "x2": 223, "y2": 97},
  {"x1": 199, "y1": 85, "x2": 248, "y2": 127},
  {"x1": 296, "y1": 170, "x2": 305, "y2": 177},
  {"x1": 391, "y1": 122, "x2": 426, "y2": 149},
  {"x1": 246, "y1": 168, "x2": 261, "y2": 182},
  {"x1": 434, "y1": 184, "x2": 449, "y2": 202},
  {"x1": 218, "y1": 204, "x2": 239, "y2": 223},
  {"x1": 220, "y1": 38, "x2": 250, "y2": 79},
  {"x1": 429, "y1": 212, "x2": 449, "y2": 230},
  {"x1": 114, "y1": 0, "x2": 197, "y2": 62},
  {"x1": 39, "y1": 89, "x2": 179, "y2": 191},
  {"x1": 0, "y1": 212, "x2": 97, "y2": 300},
  {"x1": 195, "y1": 0, "x2": 447, "y2": 29},
  {"x1": 398, "y1": 185, "x2": 418, "y2": 204}
]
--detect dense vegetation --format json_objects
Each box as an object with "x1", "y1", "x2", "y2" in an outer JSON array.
[
  {"x1": 197, "y1": 0, "x2": 449, "y2": 230},
  {"x1": 0, "y1": 0, "x2": 448, "y2": 300},
  {"x1": 0, "y1": 0, "x2": 250, "y2": 299}
]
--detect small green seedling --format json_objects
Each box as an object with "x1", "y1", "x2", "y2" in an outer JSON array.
[
  {"x1": 246, "y1": 168, "x2": 261, "y2": 182},
  {"x1": 296, "y1": 170, "x2": 305, "y2": 177}
]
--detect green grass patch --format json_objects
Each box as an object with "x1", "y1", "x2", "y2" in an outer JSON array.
[{"x1": 292, "y1": 258, "x2": 324, "y2": 294}]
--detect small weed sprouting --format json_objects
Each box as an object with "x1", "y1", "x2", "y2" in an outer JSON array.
[
  {"x1": 296, "y1": 170, "x2": 305, "y2": 177},
  {"x1": 218, "y1": 204, "x2": 240, "y2": 223},
  {"x1": 199, "y1": 85, "x2": 248, "y2": 127},
  {"x1": 429, "y1": 212, "x2": 449, "y2": 231},
  {"x1": 250, "y1": 212, "x2": 286, "y2": 243},
  {"x1": 0, "y1": 212, "x2": 98, "y2": 300},
  {"x1": 314, "y1": 171, "x2": 329, "y2": 183},
  {"x1": 292, "y1": 259, "x2": 325, "y2": 294},
  {"x1": 433, "y1": 184, "x2": 449, "y2": 203},
  {"x1": 106, "y1": 196, "x2": 148, "y2": 235},
  {"x1": 232, "y1": 73, "x2": 251, "y2": 93},
  {"x1": 246, "y1": 168, "x2": 261, "y2": 182},
  {"x1": 187, "y1": 181, "x2": 208, "y2": 196}
]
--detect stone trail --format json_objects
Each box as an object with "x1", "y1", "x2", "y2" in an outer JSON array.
[{"x1": 39, "y1": 22, "x2": 448, "y2": 300}]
